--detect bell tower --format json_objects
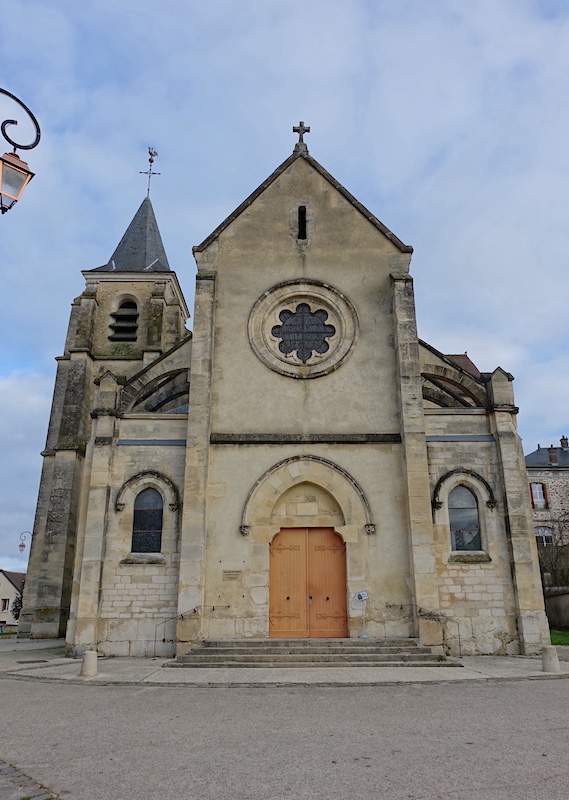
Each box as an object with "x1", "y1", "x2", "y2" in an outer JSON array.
[{"x1": 19, "y1": 196, "x2": 189, "y2": 639}]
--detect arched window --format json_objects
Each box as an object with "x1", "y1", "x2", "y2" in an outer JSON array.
[
  {"x1": 132, "y1": 488, "x2": 163, "y2": 553},
  {"x1": 109, "y1": 300, "x2": 139, "y2": 342},
  {"x1": 448, "y1": 485, "x2": 482, "y2": 551},
  {"x1": 535, "y1": 526, "x2": 554, "y2": 547}
]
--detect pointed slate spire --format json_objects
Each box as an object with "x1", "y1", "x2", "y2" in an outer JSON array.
[{"x1": 92, "y1": 196, "x2": 170, "y2": 272}]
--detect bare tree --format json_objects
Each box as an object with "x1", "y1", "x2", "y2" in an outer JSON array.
[{"x1": 538, "y1": 514, "x2": 569, "y2": 587}]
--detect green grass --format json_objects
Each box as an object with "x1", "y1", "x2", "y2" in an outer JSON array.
[{"x1": 550, "y1": 629, "x2": 569, "y2": 646}]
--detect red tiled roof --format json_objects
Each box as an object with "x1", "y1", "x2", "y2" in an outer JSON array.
[{"x1": 444, "y1": 353, "x2": 481, "y2": 379}]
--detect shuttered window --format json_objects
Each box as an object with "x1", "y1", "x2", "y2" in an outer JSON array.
[
  {"x1": 529, "y1": 483, "x2": 548, "y2": 510},
  {"x1": 109, "y1": 300, "x2": 139, "y2": 342}
]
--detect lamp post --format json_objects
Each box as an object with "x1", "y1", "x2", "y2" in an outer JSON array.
[
  {"x1": 0, "y1": 88, "x2": 41, "y2": 214},
  {"x1": 18, "y1": 531, "x2": 32, "y2": 553}
]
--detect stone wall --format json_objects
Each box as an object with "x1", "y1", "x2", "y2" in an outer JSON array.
[
  {"x1": 529, "y1": 467, "x2": 569, "y2": 535},
  {"x1": 93, "y1": 415, "x2": 186, "y2": 656},
  {"x1": 426, "y1": 412, "x2": 521, "y2": 655}
]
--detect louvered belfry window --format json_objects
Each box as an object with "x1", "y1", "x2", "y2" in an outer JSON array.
[
  {"x1": 109, "y1": 300, "x2": 139, "y2": 341},
  {"x1": 132, "y1": 488, "x2": 163, "y2": 553}
]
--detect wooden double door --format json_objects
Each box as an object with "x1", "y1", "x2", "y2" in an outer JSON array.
[{"x1": 269, "y1": 527, "x2": 348, "y2": 638}]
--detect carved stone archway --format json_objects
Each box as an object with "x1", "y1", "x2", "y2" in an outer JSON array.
[{"x1": 240, "y1": 455, "x2": 374, "y2": 542}]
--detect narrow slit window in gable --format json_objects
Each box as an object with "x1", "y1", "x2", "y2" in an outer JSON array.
[{"x1": 298, "y1": 206, "x2": 307, "y2": 240}]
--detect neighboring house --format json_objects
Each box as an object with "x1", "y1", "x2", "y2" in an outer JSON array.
[
  {"x1": 0, "y1": 570, "x2": 25, "y2": 631},
  {"x1": 525, "y1": 438, "x2": 569, "y2": 547},
  {"x1": 19, "y1": 130, "x2": 548, "y2": 657},
  {"x1": 525, "y1": 439, "x2": 569, "y2": 623}
]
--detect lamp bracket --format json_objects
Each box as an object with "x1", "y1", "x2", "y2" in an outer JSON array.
[{"x1": 0, "y1": 89, "x2": 41, "y2": 151}]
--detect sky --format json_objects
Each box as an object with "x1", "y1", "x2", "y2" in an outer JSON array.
[{"x1": 1, "y1": 0, "x2": 569, "y2": 571}]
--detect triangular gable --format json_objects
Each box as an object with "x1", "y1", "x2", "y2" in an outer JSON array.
[
  {"x1": 0, "y1": 570, "x2": 25, "y2": 592},
  {"x1": 94, "y1": 369, "x2": 126, "y2": 387},
  {"x1": 193, "y1": 149, "x2": 412, "y2": 254}
]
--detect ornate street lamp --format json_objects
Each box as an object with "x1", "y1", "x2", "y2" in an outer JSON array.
[
  {"x1": 18, "y1": 531, "x2": 32, "y2": 553},
  {"x1": 0, "y1": 88, "x2": 41, "y2": 214}
]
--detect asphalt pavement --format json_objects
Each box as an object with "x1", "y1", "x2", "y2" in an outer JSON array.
[{"x1": 1, "y1": 639, "x2": 568, "y2": 799}]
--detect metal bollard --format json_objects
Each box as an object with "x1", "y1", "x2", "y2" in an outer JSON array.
[
  {"x1": 542, "y1": 645, "x2": 561, "y2": 673},
  {"x1": 80, "y1": 650, "x2": 98, "y2": 678}
]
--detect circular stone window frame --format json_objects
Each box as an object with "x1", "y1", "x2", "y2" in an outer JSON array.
[{"x1": 248, "y1": 279, "x2": 359, "y2": 379}]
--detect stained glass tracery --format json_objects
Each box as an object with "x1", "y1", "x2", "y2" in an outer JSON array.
[{"x1": 271, "y1": 302, "x2": 336, "y2": 363}]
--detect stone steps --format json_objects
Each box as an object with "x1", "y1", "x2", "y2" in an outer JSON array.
[
  {"x1": 196, "y1": 638, "x2": 423, "y2": 649},
  {"x1": 167, "y1": 660, "x2": 455, "y2": 669},
  {"x1": 167, "y1": 638, "x2": 460, "y2": 669},
  {"x1": 181, "y1": 646, "x2": 434, "y2": 656}
]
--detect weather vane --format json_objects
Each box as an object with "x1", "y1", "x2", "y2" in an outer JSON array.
[{"x1": 140, "y1": 147, "x2": 160, "y2": 196}]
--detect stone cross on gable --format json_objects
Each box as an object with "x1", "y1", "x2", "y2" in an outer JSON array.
[{"x1": 293, "y1": 121, "x2": 310, "y2": 143}]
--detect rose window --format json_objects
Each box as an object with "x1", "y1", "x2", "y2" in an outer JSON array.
[
  {"x1": 248, "y1": 279, "x2": 359, "y2": 379},
  {"x1": 271, "y1": 303, "x2": 336, "y2": 364}
]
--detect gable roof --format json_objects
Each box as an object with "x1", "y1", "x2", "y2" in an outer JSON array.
[
  {"x1": 90, "y1": 196, "x2": 171, "y2": 273},
  {"x1": 0, "y1": 570, "x2": 25, "y2": 592},
  {"x1": 444, "y1": 353, "x2": 481, "y2": 380},
  {"x1": 525, "y1": 445, "x2": 569, "y2": 468},
  {"x1": 193, "y1": 147, "x2": 413, "y2": 254}
]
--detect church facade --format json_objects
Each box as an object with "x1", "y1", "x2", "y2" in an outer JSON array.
[{"x1": 19, "y1": 132, "x2": 549, "y2": 657}]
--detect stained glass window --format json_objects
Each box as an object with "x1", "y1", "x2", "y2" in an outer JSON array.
[
  {"x1": 132, "y1": 488, "x2": 163, "y2": 553},
  {"x1": 271, "y1": 303, "x2": 336, "y2": 363},
  {"x1": 449, "y1": 485, "x2": 482, "y2": 551}
]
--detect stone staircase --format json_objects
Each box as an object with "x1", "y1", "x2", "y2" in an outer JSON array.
[{"x1": 166, "y1": 638, "x2": 461, "y2": 668}]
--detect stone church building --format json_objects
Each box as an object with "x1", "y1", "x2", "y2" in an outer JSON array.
[{"x1": 19, "y1": 129, "x2": 548, "y2": 657}]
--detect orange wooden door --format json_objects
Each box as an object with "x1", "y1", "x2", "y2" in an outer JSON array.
[
  {"x1": 308, "y1": 528, "x2": 348, "y2": 638},
  {"x1": 269, "y1": 528, "x2": 308, "y2": 637},
  {"x1": 269, "y1": 528, "x2": 347, "y2": 638}
]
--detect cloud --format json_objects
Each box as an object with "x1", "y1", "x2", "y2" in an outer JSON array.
[
  {"x1": 0, "y1": 373, "x2": 52, "y2": 569},
  {"x1": 1, "y1": 0, "x2": 568, "y2": 564}
]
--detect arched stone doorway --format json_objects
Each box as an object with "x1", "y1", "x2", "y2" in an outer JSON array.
[{"x1": 240, "y1": 456, "x2": 374, "y2": 638}]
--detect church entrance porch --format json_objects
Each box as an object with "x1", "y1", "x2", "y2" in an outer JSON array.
[{"x1": 269, "y1": 527, "x2": 348, "y2": 638}]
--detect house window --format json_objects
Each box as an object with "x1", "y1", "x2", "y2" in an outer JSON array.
[
  {"x1": 109, "y1": 300, "x2": 139, "y2": 342},
  {"x1": 1, "y1": 599, "x2": 9, "y2": 612},
  {"x1": 535, "y1": 526, "x2": 554, "y2": 546},
  {"x1": 449, "y1": 485, "x2": 482, "y2": 551},
  {"x1": 529, "y1": 482, "x2": 548, "y2": 510},
  {"x1": 132, "y1": 488, "x2": 163, "y2": 553}
]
